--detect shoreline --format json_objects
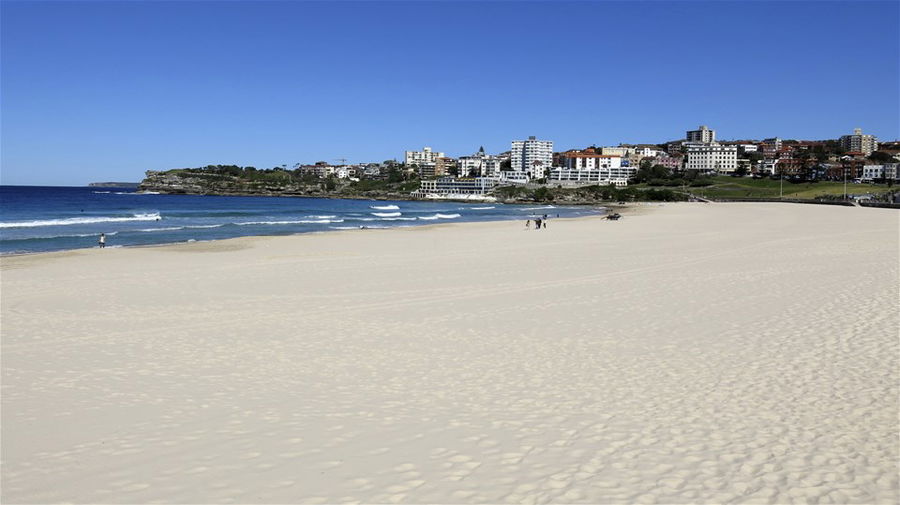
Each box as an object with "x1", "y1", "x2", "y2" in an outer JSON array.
[
  {"x1": 0, "y1": 203, "x2": 615, "y2": 259},
  {"x1": 0, "y1": 210, "x2": 616, "y2": 261}
]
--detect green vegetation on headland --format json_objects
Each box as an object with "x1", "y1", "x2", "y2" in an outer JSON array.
[
  {"x1": 139, "y1": 165, "x2": 420, "y2": 200},
  {"x1": 138, "y1": 165, "x2": 687, "y2": 203}
]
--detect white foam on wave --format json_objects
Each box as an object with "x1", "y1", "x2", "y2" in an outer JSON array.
[
  {"x1": 186, "y1": 224, "x2": 224, "y2": 229},
  {"x1": 379, "y1": 217, "x2": 417, "y2": 221},
  {"x1": 521, "y1": 205, "x2": 556, "y2": 211},
  {"x1": 235, "y1": 219, "x2": 344, "y2": 226},
  {"x1": 116, "y1": 191, "x2": 159, "y2": 195},
  {"x1": 136, "y1": 227, "x2": 184, "y2": 232},
  {"x1": 0, "y1": 213, "x2": 162, "y2": 229},
  {"x1": 370, "y1": 205, "x2": 400, "y2": 210},
  {"x1": 371, "y1": 212, "x2": 402, "y2": 217},
  {"x1": 307, "y1": 215, "x2": 337, "y2": 219},
  {"x1": 418, "y1": 213, "x2": 461, "y2": 221},
  {"x1": 5, "y1": 231, "x2": 121, "y2": 241},
  {"x1": 470, "y1": 206, "x2": 495, "y2": 210},
  {"x1": 92, "y1": 191, "x2": 111, "y2": 194}
]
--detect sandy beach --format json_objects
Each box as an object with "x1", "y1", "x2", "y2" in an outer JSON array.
[{"x1": 1, "y1": 202, "x2": 897, "y2": 504}]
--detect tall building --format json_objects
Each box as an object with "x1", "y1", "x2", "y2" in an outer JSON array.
[
  {"x1": 686, "y1": 125, "x2": 716, "y2": 144},
  {"x1": 685, "y1": 144, "x2": 738, "y2": 174},
  {"x1": 839, "y1": 128, "x2": 878, "y2": 155},
  {"x1": 760, "y1": 138, "x2": 783, "y2": 158},
  {"x1": 404, "y1": 146, "x2": 445, "y2": 167},
  {"x1": 511, "y1": 136, "x2": 553, "y2": 179}
]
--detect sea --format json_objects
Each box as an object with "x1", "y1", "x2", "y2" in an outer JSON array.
[{"x1": 0, "y1": 186, "x2": 603, "y2": 255}]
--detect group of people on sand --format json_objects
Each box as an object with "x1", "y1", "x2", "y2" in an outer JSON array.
[{"x1": 525, "y1": 214, "x2": 551, "y2": 230}]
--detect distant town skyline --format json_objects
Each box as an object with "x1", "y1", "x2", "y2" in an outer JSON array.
[{"x1": 2, "y1": 1, "x2": 898, "y2": 186}]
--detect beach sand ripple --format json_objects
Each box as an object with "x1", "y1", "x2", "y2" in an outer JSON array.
[{"x1": 2, "y1": 203, "x2": 897, "y2": 503}]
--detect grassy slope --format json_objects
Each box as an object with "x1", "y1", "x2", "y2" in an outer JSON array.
[{"x1": 647, "y1": 177, "x2": 896, "y2": 200}]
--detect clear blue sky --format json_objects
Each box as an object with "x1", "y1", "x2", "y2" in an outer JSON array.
[{"x1": 2, "y1": 1, "x2": 898, "y2": 185}]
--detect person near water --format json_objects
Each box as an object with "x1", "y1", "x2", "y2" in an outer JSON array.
[
  {"x1": 98, "y1": 233, "x2": 106, "y2": 248},
  {"x1": 526, "y1": 219, "x2": 531, "y2": 229},
  {"x1": 535, "y1": 218, "x2": 542, "y2": 229}
]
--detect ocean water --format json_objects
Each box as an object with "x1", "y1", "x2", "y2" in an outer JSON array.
[{"x1": 0, "y1": 186, "x2": 602, "y2": 254}]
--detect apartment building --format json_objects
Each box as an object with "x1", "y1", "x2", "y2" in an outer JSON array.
[
  {"x1": 686, "y1": 125, "x2": 716, "y2": 144},
  {"x1": 685, "y1": 144, "x2": 738, "y2": 173},
  {"x1": 427, "y1": 157, "x2": 456, "y2": 177},
  {"x1": 761, "y1": 138, "x2": 783, "y2": 158},
  {"x1": 511, "y1": 136, "x2": 553, "y2": 179},
  {"x1": 839, "y1": 128, "x2": 879, "y2": 155},
  {"x1": 458, "y1": 147, "x2": 503, "y2": 177},
  {"x1": 557, "y1": 148, "x2": 622, "y2": 169},
  {"x1": 549, "y1": 166, "x2": 635, "y2": 186},
  {"x1": 404, "y1": 146, "x2": 445, "y2": 167},
  {"x1": 412, "y1": 177, "x2": 498, "y2": 197}
]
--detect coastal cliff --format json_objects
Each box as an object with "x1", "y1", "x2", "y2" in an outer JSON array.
[{"x1": 138, "y1": 168, "x2": 419, "y2": 200}]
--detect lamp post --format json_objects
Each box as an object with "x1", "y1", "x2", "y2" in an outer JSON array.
[
  {"x1": 779, "y1": 165, "x2": 783, "y2": 199},
  {"x1": 843, "y1": 165, "x2": 848, "y2": 200}
]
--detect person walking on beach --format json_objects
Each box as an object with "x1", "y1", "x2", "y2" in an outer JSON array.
[
  {"x1": 535, "y1": 218, "x2": 542, "y2": 230},
  {"x1": 525, "y1": 219, "x2": 531, "y2": 229},
  {"x1": 98, "y1": 233, "x2": 106, "y2": 248}
]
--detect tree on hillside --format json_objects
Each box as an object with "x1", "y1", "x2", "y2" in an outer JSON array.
[
  {"x1": 868, "y1": 151, "x2": 895, "y2": 163},
  {"x1": 632, "y1": 164, "x2": 671, "y2": 183},
  {"x1": 532, "y1": 187, "x2": 553, "y2": 202}
]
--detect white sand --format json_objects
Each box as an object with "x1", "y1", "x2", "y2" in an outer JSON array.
[{"x1": 1, "y1": 203, "x2": 897, "y2": 504}]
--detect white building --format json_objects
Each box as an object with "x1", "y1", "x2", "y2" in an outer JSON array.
[
  {"x1": 861, "y1": 164, "x2": 899, "y2": 181},
  {"x1": 685, "y1": 144, "x2": 738, "y2": 174},
  {"x1": 511, "y1": 136, "x2": 553, "y2": 179},
  {"x1": 599, "y1": 146, "x2": 633, "y2": 157},
  {"x1": 458, "y1": 147, "x2": 503, "y2": 177},
  {"x1": 635, "y1": 147, "x2": 661, "y2": 158},
  {"x1": 552, "y1": 150, "x2": 632, "y2": 186},
  {"x1": 549, "y1": 166, "x2": 634, "y2": 187},
  {"x1": 405, "y1": 146, "x2": 445, "y2": 167},
  {"x1": 686, "y1": 125, "x2": 716, "y2": 144},
  {"x1": 559, "y1": 154, "x2": 622, "y2": 170},
  {"x1": 412, "y1": 177, "x2": 498, "y2": 197},
  {"x1": 861, "y1": 165, "x2": 883, "y2": 181},
  {"x1": 334, "y1": 166, "x2": 357, "y2": 179}
]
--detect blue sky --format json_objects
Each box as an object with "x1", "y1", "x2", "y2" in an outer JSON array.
[{"x1": 2, "y1": 1, "x2": 898, "y2": 185}]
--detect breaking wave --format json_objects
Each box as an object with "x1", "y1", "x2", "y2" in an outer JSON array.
[
  {"x1": 418, "y1": 213, "x2": 461, "y2": 221},
  {"x1": 235, "y1": 219, "x2": 344, "y2": 226},
  {"x1": 0, "y1": 213, "x2": 162, "y2": 229}
]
